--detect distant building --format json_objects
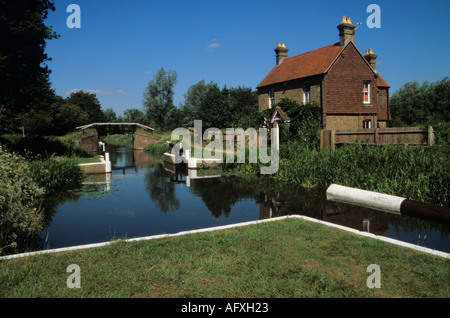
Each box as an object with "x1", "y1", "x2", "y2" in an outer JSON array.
[{"x1": 256, "y1": 16, "x2": 390, "y2": 130}]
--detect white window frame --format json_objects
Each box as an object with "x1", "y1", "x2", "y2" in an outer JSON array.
[
  {"x1": 304, "y1": 84, "x2": 311, "y2": 104},
  {"x1": 363, "y1": 81, "x2": 370, "y2": 104},
  {"x1": 363, "y1": 119, "x2": 372, "y2": 129},
  {"x1": 269, "y1": 89, "x2": 275, "y2": 109}
]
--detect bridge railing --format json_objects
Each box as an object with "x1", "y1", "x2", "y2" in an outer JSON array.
[{"x1": 76, "y1": 123, "x2": 154, "y2": 132}]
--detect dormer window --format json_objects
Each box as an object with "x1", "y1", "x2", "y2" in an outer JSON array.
[{"x1": 363, "y1": 81, "x2": 370, "y2": 104}]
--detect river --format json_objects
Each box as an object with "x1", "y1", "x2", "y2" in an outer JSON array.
[{"x1": 40, "y1": 147, "x2": 450, "y2": 253}]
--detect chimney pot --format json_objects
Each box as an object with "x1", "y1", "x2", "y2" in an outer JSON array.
[
  {"x1": 337, "y1": 16, "x2": 356, "y2": 46},
  {"x1": 274, "y1": 42, "x2": 289, "y2": 65},
  {"x1": 364, "y1": 48, "x2": 377, "y2": 70}
]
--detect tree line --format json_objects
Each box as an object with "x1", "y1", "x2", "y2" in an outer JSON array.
[
  {"x1": 102, "y1": 67, "x2": 260, "y2": 133},
  {"x1": 390, "y1": 76, "x2": 449, "y2": 126},
  {"x1": 1, "y1": 0, "x2": 448, "y2": 138}
]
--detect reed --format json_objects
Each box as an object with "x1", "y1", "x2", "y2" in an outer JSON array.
[
  {"x1": 222, "y1": 141, "x2": 449, "y2": 206},
  {"x1": 276, "y1": 142, "x2": 449, "y2": 206},
  {"x1": 28, "y1": 155, "x2": 84, "y2": 195}
]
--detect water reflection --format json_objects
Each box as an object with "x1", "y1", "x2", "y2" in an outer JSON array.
[{"x1": 38, "y1": 147, "x2": 450, "y2": 253}]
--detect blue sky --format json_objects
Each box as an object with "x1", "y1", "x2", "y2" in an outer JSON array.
[{"x1": 44, "y1": 0, "x2": 450, "y2": 116}]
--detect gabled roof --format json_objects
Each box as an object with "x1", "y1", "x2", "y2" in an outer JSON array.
[
  {"x1": 271, "y1": 106, "x2": 290, "y2": 123},
  {"x1": 257, "y1": 41, "x2": 390, "y2": 89},
  {"x1": 377, "y1": 75, "x2": 390, "y2": 88}
]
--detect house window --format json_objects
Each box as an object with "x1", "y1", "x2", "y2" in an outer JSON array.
[
  {"x1": 269, "y1": 89, "x2": 275, "y2": 109},
  {"x1": 363, "y1": 81, "x2": 370, "y2": 104},
  {"x1": 363, "y1": 119, "x2": 372, "y2": 129},
  {"x1": 304, "y1": 84, "x2": 311, "y2": 103}
]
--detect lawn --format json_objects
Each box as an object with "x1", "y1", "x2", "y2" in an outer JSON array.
[{"x1": 0, "y1": 217, "x2": 448, "y2": 298}]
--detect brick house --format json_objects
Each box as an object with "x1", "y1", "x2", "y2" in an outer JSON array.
[{"x1": 256, "y1": 16, "x2": 390, "y2": 130}]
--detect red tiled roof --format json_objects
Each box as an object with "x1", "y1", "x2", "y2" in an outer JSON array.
[
  {"x1": 257, "y1": 41, "x2": 390, "y2": 88},
  {"x1": 377, "y1": 74, "x2": 390, "y2": 88},
  {"x1": 257, "y1": 43, "x2": 343, "y2": 88}
]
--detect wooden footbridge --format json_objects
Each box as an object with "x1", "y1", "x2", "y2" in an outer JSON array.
[{"x1": 76, "y1": 122, "x2": 154, "y2": 132}]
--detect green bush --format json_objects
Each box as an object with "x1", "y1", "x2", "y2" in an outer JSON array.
[
  {"x1": 0, "y1": 147, "x2": 45, "y2": 255},
  {"x1": 28, "y1": 156, "x2": 84, "y2": 195}
]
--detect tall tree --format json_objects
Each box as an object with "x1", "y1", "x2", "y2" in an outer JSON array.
[
  {"x1": 198, "y1": 83, "x2": 232, "y2": 129},
  {"x1": 123, "y1": 108, "x2": 147, "y2": 124},
  {"x1": 142, "y1": 67, "x2": 178, "y2": 131},
  {"x1": 0, "y1": 0, "x2": 59, "y2": 133},
  {"x1": 103, "y1": 108, "x2": 118, "y2": 123},
  {"x1": 65, "y1": 91, "x2": 106, "y2": 123},
  {"x1": 180, "y1": 80, "x2": 211, "y2": 127}
]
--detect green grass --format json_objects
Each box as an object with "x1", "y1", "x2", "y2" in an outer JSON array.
[
  {"x1": 100, "y1": 134, "x2": 133, "y2": 148},
  {"x1": 62, "y1": 129, "x2": 97, "y2": 143},
  {"x1": 0, "y1": 218, "x2": 448, "y2": 298}
]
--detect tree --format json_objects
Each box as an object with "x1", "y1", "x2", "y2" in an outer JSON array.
[
  {"x1": 390, "y1": 77, "x2": 450, "y2": 126},
  {"x1": 198, "y1": 83, "x2": 232, "y2": 129},
  {"x1": 53, "y1": 103, "x2": 89, "y2": 134},
  {"x1": 65, "y1": 91, "x2": 106, "y2": 123},
  {"x1": 123, "y1": 108, "x2": 147, "y2": 124},
  {"x1": 142, "y1": 67, "x2": 178, "y2": 131},
  {"x1": 0, "y1": 0, "x2": 59, "y2": 133},
  {"x1": 228, "y1": 86, "x2": 259, "y2": 128},
  {"x1": 196, "y1": 84, "x2": 259, "y2": 129},
  {"x1": 180, "y1": 80, "x2": 210, "y2": 127},
  {"x1": 103, "y1": 108, "x2": 118, "y2": 123}
]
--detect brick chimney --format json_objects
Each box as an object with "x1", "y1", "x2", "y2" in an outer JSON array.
[
  {"x1": 337, "y1": 16, "x2": 356, "y2": 46},
  {"x1": 274, "y1": 42, "x2": 289, "y2": 65},
  {"x1": 364, "y1": 48, "x2": 377, "y2": 71}
]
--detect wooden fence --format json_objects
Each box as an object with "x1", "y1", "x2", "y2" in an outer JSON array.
[{"x1": 320, "y1": 126, "x2": 436, "y2": 149}]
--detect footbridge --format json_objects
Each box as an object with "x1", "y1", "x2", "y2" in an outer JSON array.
[
  {"x1": 74, "y1": 122, "x2": 158, "y2": 151},
  {"x1": 76, "y1": 122, "x2": 154, "y2": 132}
]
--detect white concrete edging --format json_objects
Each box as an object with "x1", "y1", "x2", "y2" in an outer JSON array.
[
  {"x1": 1, "y1": 215, "x2": 448, "y2": 261},
  {"x1": 326, "y1": 184, "x2": 405, "y2": 214}
]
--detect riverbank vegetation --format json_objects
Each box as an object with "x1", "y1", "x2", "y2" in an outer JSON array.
[
  {"x1": 0, "y1": 140, "x2": 84, "y2": 256},
  {"x1": 100, "y1": 134, "x2": 133, "y2": 148},
  {"x1": 1, "y1": 218, "x2": 448, "y2": 298}
]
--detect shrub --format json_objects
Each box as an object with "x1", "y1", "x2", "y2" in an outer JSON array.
[
  {"x1": 28, "y1": 156, "x2": 84, "y2": 195},
  {"x1": 0, "y1": 147, "x2": 45, "y2": 255}
]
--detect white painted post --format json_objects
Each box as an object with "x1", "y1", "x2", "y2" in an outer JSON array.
[
  {"x1": 273, "y1": 120, "x2": 279, "y2": 153},
  {"x1": 104, "y1": 152, "x2": 111, "y2": 173},
  {"x1": 428, "y1": 126, "x2": 435, "y2": 146}
]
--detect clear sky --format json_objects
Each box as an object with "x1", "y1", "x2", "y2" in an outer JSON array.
[{"x1": 44, "y1": 0, "x2": 450, "y2": 116}]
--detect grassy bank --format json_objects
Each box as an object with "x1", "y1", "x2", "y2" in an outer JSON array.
[{"x1": 0, "y1": 218, "x2": 448, "y2": 298}]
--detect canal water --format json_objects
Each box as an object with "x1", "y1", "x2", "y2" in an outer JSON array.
[{"x1": 40, "y1": 147, "x2": 450, "y2": 253}]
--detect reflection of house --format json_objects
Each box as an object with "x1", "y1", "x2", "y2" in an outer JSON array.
[{"x1": 257, "y1": 16, "x2": 390, "y2": 130}]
